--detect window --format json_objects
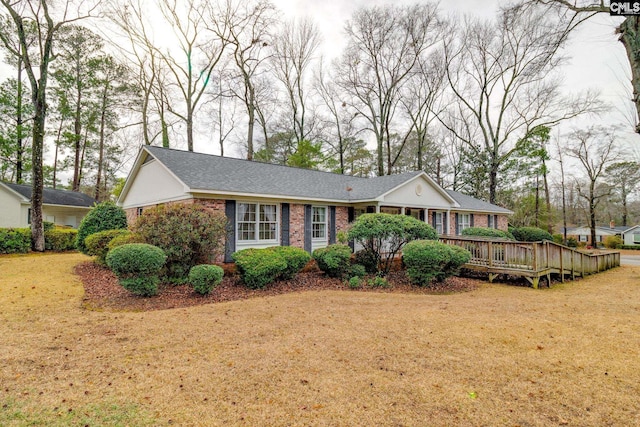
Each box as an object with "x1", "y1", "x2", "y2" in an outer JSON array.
[
  {"x1": 579, "y1": 235, "x2": 588, "y2": 242},
  {"x1": 488, "y1": 215, "x2": 494, "y2": 228},
  {"x1": 237, "y1": 203, "x2": 278, "y2": 242},
  {"x1": 312, "y1": 206, "x2": 327, "y2": 239},
  {"x1": 434, "y1": 212, "x2": 444, "y2": 234},
  {"x1": 458, "y1": 213, "x2": 471, "y2": 235},
  {"x1": 137, "y1": 207, "x2": 144, "y2": 216},
  {"x1": 634, "y1": 233, "x2": 640, "y2": 244},
  {"x1": 27, "y1": 208, "x2": 31, "y2": 224}
]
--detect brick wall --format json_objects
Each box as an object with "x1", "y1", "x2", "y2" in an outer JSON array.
[
  {"x1": 334, "y1": 206, "x2": 349, "y2": 240},
  {"x1": 497, "y1": 215, "x2": 509, "y2": 231},
  {"x1": 288, "y1": 203, "x2": 305, "y2": 249}
]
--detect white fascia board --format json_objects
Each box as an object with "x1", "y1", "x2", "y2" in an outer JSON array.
[
  {"x1": 120, "y1": 194, "x2": 193, "y2": 210},
  {"x1": 189, "y1": 189, "x2": 353, "y2": 205},
  {"x1": 378, "y1": 173, "x2": 460, "y2": 208}
]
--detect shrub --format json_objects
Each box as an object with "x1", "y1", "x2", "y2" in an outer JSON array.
[
  {"x1": 566, "y1": 237, "x2": 578, "y2": 248},
  {"x1": 348, "y1": 276, "x2": 362, "y2": 289},
  {"x1": 403, "y1": 240, "x2": 471, "y2": 286},
  {"x1": 188, "y1": 264, "x2": 224, "y2": 295},
  {"x1": 347, "y1": 213, "x2": 437, "y2": 276},
  {"x1": 76, "y1": 201, "x2": 128, "y2": 254},
  {"x1": 267, "y1": 246, "x2": 311, "y2": 280},
  {"x1": 622, "y1": 244, "x2": 640, "y2": 250},
  {"x1": 106, "y1": 243, "x2": 166, "y2": 297},
  {"x1": 107, "y1": 231, "x2": 144, "y2": 251},
  {"x1": 552, "y1": 234, "x2": 564, "y2": 245},
  {"x1": 354, "y1": 249, "x2": 378, "y2": 274},
  {"x1": 461, "y1": 227, "x2": 514, "y2": 240},
  {"x1": 44, "y1": 228, "x2": 78, "y2": 251},
  {"x1": 133, "y1": 204, "x2": 227, "y2": 280},
  {"x1": 313, "y1": 244, "x2": 352, "y2": 278},
  {"x1": 367, "y1": 276, "x2": 389, "y2": 288},
  {"x1": 0, "y1": 228, "x2": 31, "y2": 254},
  {"x1": 85, "y1": 229, "x2": 130, "y2": 265},
  {"x1": 232, "y1": 248, "x2": 288, "y2": 289},
  {"x1": 348, "y1": 264, "x2": 367, "y2": 279},
  {"x1": 603, "y1": 235, "x2": 623, "y2": 249},
  {"x1": 510, "y1": 226, "x2": 553, "y2": 242},
  {"x1": 43, "y1": 221, "x2": 55, "y2": 232}
]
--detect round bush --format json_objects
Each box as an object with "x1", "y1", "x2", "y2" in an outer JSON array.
[
  {"x1": 348, "y1": 276, "x2": 362, "y2": 289},
  {"x1": 267, "y1": 246, "x2": 311, "y2": 280},
  {"x1": 603, "y1": 235, "x2": 623, "y2": 249},
  {"x1": 354, "y1": 249, "x2": 378, "y2": 274},
  {"x1": 188, "y1": 264, "x2": 224, "y2": 295},
  {"x1": 107, "y1": 231, "x2": 144, "y2": 251},
  {"x1": 232, "y1": 248, "x2": 288, "y2": 289},
  {"x1": 119, "y1": 276, "x2": 159, "y2": 297},
  {"x1": 85, "y1": 229, "x2": 130, "y2": 265},
  {"x1": 403, "y1": 240, "x2": 471, "y2": 286},
  {"x1": 313, "y1": 244, "x2": 352, "y2": 278},
  {"x1": 510, "y1": 227, "x2": 553, "y2": 242},
  {"x1": 76, "y1": 201, "x2": 128, "y2": 254},
  {"x1": 348, "y1": 264, "x2": 367, "y2": 279},
  {"x1": 106, "y1": 243, "x2": 167, "y2": 277},
  {"x1": 461, "y1": 227, "x2": 514, "y2": 240}
]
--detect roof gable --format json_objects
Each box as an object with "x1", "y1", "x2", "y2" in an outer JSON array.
[{"x1": 1, "y1": 182, "x2": 96, "y2": 207}]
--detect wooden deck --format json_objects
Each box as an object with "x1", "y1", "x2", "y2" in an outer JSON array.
[{"x1": 438, "y1": 236, "x2": 620, "y2": 288}]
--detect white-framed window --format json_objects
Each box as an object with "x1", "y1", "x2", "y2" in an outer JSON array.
[
  {"x1": 237, "y1": 202, "x2": 278, "y2": 242},
  {"x1": 312, "y1": 206, "x2": 327, "y2": 240},
  {"x1": 579, "y1": 235, "x2": 588, "y2": 242},
  {"x1": 458, "y1": 213, "x2": 471, "y2": 235},
  {"x1": 137, "y1": 207, "x2": 144, "y2": 216},
  {"x1": 434, "y1": 212, "x2": 444, "y2": 234},
  {"x1": 634, "y1": 233, "x2": 640, "y2": 243}
]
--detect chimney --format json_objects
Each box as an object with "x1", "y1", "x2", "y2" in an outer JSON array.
[{"x1": 610, "y1": 220, "x2": 615, "y2": 229}]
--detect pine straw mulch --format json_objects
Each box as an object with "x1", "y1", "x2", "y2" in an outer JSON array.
[{"x1": 76, "y1": 261, "x2": 481, "y2": 312}]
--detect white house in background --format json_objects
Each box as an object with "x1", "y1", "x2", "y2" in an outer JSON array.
[
  {"x1": 0, "y1": 182, "x2": 96, "y2": 228},
  {"x1": 567, "y1": 222, "x2": 640, "y2": 246},
  {"x1": 117, "y1": 146, "x2": 513, "y2": 262}
]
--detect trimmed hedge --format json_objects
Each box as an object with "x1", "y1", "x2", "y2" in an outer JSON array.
[
  {"x1": 0, "y1": 228, "x2": 31, "y2": 254},
  {"x1": 403, "y1": 240, "x2": 471, "y2": 286},
  {"x1": 232, "y1": 248, "x2": 288, "y2": 289},
  {"x1": 622, "y1": 245, "x2": 640, "y2": 250},
  {"x1": 510, "y1": 226, "x2": 553, "y2": 242},
  {"x1": 107, "y1": 231, "x2": 144, "y2": 251},
  {"x1": 76, "y1": 201, "x2": 128, "y2": 254},
  {"x1": 461, "y1": 227, "x2": 514, "y2": 240},
  {"x1": 85, "y1": 229, "x2": 130, "y2": 265},
  {"x1": 313, "y1": 244, "x2": 352, "y2": 278},
  {"x1": 44, "y1": 228, "x2": 78, "y2": 251},
  {"x1": 106, "y1": 243, "x2": 167, "y2": 296},
  {"x1": 188, "y1": 264, "x2": 224, "y2": 295},
  {"x1": 267, "y1": 246, "x2": 311, "y2": 280}
]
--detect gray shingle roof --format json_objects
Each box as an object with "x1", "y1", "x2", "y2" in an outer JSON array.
[
  {"x1": 445, "y1": 190, "x2": 512, "y2": 214},
  {"x1": 2, "y1": 182, "x2": 96, "y2": 207},
  {"x1": 145, "y1": 146, "x2": 422, "y2": 202},
  {"x1": 143, "y1": 146, "x2": 511, "y2": 213}
]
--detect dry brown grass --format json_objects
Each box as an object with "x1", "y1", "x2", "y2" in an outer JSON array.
[{"x1": 1, "y1": 253, "x2": 640, "y2": 426}]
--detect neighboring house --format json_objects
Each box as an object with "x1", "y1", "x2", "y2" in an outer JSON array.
[
  {"x1": 117, "y1": 146, "x2": 513, "y2": 262},
  {"x1": 0, "y1": 181, "x2": 96, "y2": 229},
  {"x1": 566, "y1": 222, "x2": 640, "y2": 246}
]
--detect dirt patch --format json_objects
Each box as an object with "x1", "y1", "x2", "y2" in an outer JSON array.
[{"x1": 77, "y1": 261, "x2": 481, "y2": 311}]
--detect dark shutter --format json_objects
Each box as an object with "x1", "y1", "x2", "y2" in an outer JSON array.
[
  {"x1": 224, "y1": 200, "x2": 236, "y2": 263},
  {"x1": 419, "y1": 209, "x2": 425, "y2": 221},
  {"x1": 329, "y1": 206, "x2": 336, "y2": 244},
  {"x1": 455, "y1": 213, "x2": 460, "y2": 235},
  {"x1": 432, "y1": 211, "x2": 436, "y2": 228},
  {"x1": 304, "y1": 204, "x2": 312, "y2": 253},
  {"x1": 281, "y1": 203, "x2": 290, "y2": 246},
  {"x1": 443, "y1": 213, "x2": 448, "y2": 235},
  {"x1": 494, "y1": 215, "x2": 498, "y2": 229},
  {"x1": 487, "y1": 214, "x2": 492, "y2": 228},
  {"x1": 348, "y1": 207, "x2": 355, "y2": 223},
  {"x1": 366, "y1": 206, "x2": 375, "y2": 213},
  {"x1": 470, "y1": 214, "x2": 474, "y2": 227}
]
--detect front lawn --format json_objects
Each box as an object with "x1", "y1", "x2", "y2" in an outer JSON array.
[{"x1": 1, "y1": 253, "x2": 639, "y2": 426}]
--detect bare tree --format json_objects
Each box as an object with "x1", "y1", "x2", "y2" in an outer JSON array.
[
  {"x1": 213, "y1": 0, "x2": 275, "y2": 160},
  {"x1": 606, "y1": 161, "x2": 640, "y2": 226},
  {"x1": 566, "y1": 126, "x2": 621, "y2": 246},
  {"x1": 271, "y1": 17, "x2": 321, "y2": 145},
  {"x1": 439, "y1": 1, "x2": 600, "y2": 204},
  {"x1": 0, "y1": 0, "x2": 98, "y2": 251},
  {"x1": 336, "y1": 3, "x2": 443, "y2": 176}
]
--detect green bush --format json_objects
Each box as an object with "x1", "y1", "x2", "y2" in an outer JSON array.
[
  {"x1": 0, "y1": 228, "x2": 31, "y2": 254},
  {"x1": 348, "y1": 276, "x2": 362, "y2": 289},
  {"x1": 76, "y1": 201, "x2": 128, "y2": 254},
  {"x1": 43, "y1": 221, "x2": 55, "y2": 232},
  {"x1": 85, "y1": 229, "x2": 130, "y2": 265},
  {"x1": 188, "y1": 264, "x2": 224, "y2": 295},
  {"x1": 107, "y1": 231, "x2": 144, "y2": 251},
  {"x1": 347, "y1": 213, "x2": 437, "y2": 276},
  {"x1": 403, "y1": 240, "x2": 471, "y2": 286},
  {"x1": 566, "y1": 237, "x2": 578, "y2": 248},
  {"x1": 552, "y1": 234, "x2": 564, "y2": 245},
  {"x1": 367, "y1": 276, "x2": 389, "y2": 288},
  {"x1": 622, "y1": 244, "x2": 640, "y2": 250},
  {"x1": 354, "y1": 249, "x2": 378, "y2": 274},
  {"x1": 44, "y1": 228, "x2": 78, "y2": 251},
  {"x1": 603, "y1": 235, "x2": 623, "y2": 249},
  {"x1": 510, "y1": 226, "x2": 553, "y2": 242},
  {"x1": 232, "y1": 248, "x2": 288, "y2": 289},
  {"x1": 119, "y1": 276, "x2": 160, "y2": 297},
  {"x1": 267, "y1": 246, "x2": 311, "y2": 280},
  {"x1": 106, "y1": 243, "x2": 166, "y2": 276},
  {"x1": 133, "y1": 204, "x2": 227, "y2": 280},
  {"x1": 461, "y1": 227, "x2": 514, "y2": 240},
  {"x1": 313, "y1": 244, "x2": 352, "y2": 278},
  {"x1": 348, "y1": 264, "x2": 367, "y2": 279}
]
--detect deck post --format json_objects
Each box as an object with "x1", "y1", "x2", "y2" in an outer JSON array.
[{"x1": 488, "y1": 241, "x2": 493, "y2": 267}]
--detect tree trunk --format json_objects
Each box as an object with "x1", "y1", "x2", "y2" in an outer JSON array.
[
  {"x1": 52, "y1": 119, "x2": 64, "y2": 189},
  {"x1": 543, "y1": 158, "x2": 552, "y2": 234},
  {"x1": 16, "y1": 60, "x2": 23, "y2": 184},
  {"x1": 187, "y1": 107, "x2": 194, "y2": 152},
  {"x1": 31, "y1": 87, "x2": 46, "y2": 252},
  {"x1": 247, "y1": 86, "x2": 255, "y2": 161},
  {"x1": 618, "y1": 17, "x2": 640, "y2": 132},
  {"x1": 72, "y1": 92, "x2": 82, "y2": 191},
  {"x1": 94, "y1": 85, "x2": 108, "y2": 201}
]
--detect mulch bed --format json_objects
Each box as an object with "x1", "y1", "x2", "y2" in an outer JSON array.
[{"x1": 76, "y1": 262, "x2": 481, "y2": 312}]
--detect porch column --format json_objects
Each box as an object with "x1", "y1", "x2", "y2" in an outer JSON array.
[
  {"x1": 446, "y1": 210, "x2": 451, "y2": 235},
  {"x1": 376, "y1": 205, "x2": 380, "y2": 213},
  {"x1": 423, "y1": 209, "x2": 428, "y2": 223},
  {"x1": 401, "y1": 207, "x2": 406, "y2": 215}
]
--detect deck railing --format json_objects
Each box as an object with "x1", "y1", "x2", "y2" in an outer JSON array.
[{"x1": 438, "y1": 236, "x2": 620, "y2": 288}]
